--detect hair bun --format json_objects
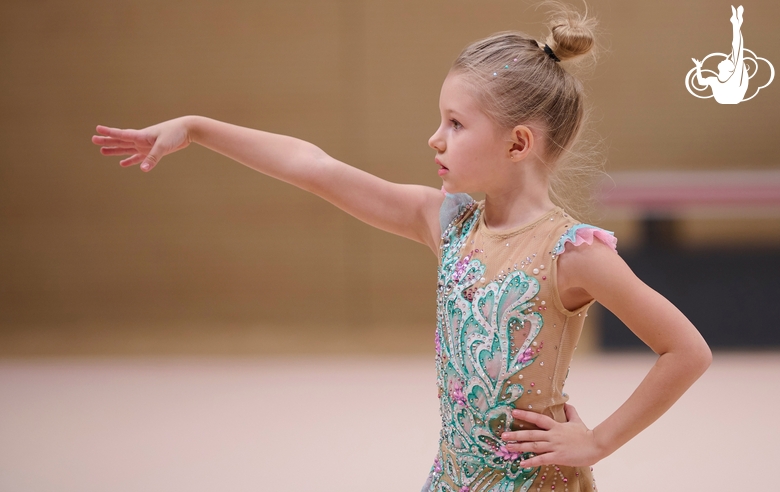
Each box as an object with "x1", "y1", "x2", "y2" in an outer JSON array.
[{"x1": 541, "y1": 1, "x2": 597, "y2": 62}]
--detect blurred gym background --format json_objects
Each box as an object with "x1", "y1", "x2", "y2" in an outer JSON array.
[{"x1": 1, "y1": 1, "x2": 778, "y2": 491}]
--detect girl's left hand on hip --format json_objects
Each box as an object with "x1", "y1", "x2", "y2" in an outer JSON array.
[{"x1": 500, "y1": 403, "x2": 603, "y2": 468}]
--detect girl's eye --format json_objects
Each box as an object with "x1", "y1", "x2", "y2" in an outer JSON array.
[{"x1": 451, "y1": 119, "x2": 462, "y2": 130}]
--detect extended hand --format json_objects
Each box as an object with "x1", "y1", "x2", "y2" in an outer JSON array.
[
  {"x1": 692, "y1": 58, "x2": 703, "y2": 68},
  {"x1": 500, "y1": 404, "x2": 604, "y2": 468},
  {"x1": 91, "y1": 116, "x2": 193, "y2": 172}
]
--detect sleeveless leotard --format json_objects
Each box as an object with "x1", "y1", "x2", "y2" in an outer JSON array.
[{"x1": 422, "y1": 193, "x2": 618, "y2": 492}]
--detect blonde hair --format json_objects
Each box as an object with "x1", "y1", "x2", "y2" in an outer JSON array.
[{"x1": 450, "y1": 0, "x2": 607, "y2": 220}]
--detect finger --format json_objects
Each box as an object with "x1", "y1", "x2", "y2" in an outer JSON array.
[
  {"x1": 511, "y1": 409, "x2": 556, "y2": 430},
  {"x1": 140, "y1": 140, "x2": 164, "y2": 172},
  {"x1": 501, "y1": 429, "x2": 546, "y2": 442},
  {"x1": 506, "y1": 440, "x2": 552, "y2": 454},
  {"x1": 564, "y1": 403, "x2": 582, "y2": 424},
  {"x1": 518, "y1": 452, "x2": 556, "y2": 468},
  {"x1": 100, "y1": 146, "x2": 138, "y2": 156},
  {"x1": 120, "y1": 154, "x2": 145, "y2": 167},
  {"x1": 92, "y1": 136, "x2": 128, "y2": 146},
  {"x1": 96, "y1": 125, "x2": 141, "y2": 142}
]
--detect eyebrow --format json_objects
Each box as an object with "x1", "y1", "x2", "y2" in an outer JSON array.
[{"x1": 443, "y1": 108, "x2": 464, "y2": 117}]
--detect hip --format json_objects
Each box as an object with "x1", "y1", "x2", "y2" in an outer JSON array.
[{"x1": 422, "y1": 439, "x2": 597, "y2": 492}]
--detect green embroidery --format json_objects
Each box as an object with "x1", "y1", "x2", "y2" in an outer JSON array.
[{"x1": 428, "y1": 206, "x2": 542, "y2": 490}]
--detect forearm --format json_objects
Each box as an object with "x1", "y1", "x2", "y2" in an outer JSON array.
[
  {"x1": 592, "y1": 346, "x2": 711, "y2": 459},
  {"x1": 185, "y1": 115, "x2": 326, "y2": 193}
]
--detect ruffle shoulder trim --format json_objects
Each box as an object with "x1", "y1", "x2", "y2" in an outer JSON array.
[
  {"x1": 439, "y1": 190, "x2": 475, "y2": 237},
  {"x1": 552, "y1": 223, "x2": 618, "y2": 256}
]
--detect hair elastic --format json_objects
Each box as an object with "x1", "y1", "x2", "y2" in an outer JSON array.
[{"x1": 543, "y1": 44, "x2": 561, "y2": 62}]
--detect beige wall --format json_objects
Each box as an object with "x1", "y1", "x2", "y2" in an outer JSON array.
[{"x1": 1, "y1": 1, "x2": 779, "y2": 355}]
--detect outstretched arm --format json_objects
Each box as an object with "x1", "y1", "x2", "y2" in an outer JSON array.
[
  {"x1": 502, "y1": 240, "x2": 712, "y2": 467},
  {"x1": 92, "y1": 116, "x2": 445, "y2": 254}
]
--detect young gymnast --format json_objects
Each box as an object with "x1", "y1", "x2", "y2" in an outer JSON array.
[{"x1": 91, "y1": 2, "x2": 712, "y2": 490}]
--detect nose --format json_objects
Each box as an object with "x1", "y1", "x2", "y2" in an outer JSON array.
[{"x1": 428, "y1": 125, "x2": 444, "y2": 152}]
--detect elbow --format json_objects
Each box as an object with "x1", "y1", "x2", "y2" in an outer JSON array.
[
  {"x1": 685, "y1": 321, "x2": 713, "y2": 376},
  {"x1": 669, "y1": 333, "x2": 712, "y2": 378},
  {"x1": 692, "y1": 338, "x2": 713, "y2": 377},
  {"x1": 701, "y1": 342, "x2": 713, "y2": 370}
]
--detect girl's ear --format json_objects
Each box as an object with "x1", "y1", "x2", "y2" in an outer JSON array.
[{"x1": 509, "y1": 125, "x2": 534, "y2": 161}]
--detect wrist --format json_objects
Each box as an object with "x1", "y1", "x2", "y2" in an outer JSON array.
[
  {"x1": 590, "y1": 426, "x2": 615, "y2": 463},
  {"x1": 183, "y1": 115, "x2": 206, "y2": 145}
]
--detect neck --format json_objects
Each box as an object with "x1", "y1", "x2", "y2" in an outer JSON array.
[{"x1": 482, "y1": 167, "x2": 556, "y2": 231}]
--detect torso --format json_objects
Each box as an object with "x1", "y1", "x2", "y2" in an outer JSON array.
[{"x1": 423, "y1": 198, "x2": 599, "y2": 492}]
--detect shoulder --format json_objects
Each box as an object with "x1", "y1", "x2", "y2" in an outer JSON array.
[
  {"x1": 440, "y1": 193, "x2": 479, "y2": 239},
  {"x1": 420, "y1": 189, "x2": 478, "y2": 258},
  {"x1": 438, "y1": 193, "x2": 479, "y2": 259},
  {"x1": 551, "y1": 222, "x2": 622, "y2": 303},
  {"x1": 439, "y1": 192, "x2": 477, "y2": 233},
  {"x1": 553, "y1": 221, "x2": 625, "y2": 300}
]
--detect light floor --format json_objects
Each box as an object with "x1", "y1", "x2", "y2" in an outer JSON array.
[{"x1": 1, "y1": 352, "x2": 778, "y2": 492}]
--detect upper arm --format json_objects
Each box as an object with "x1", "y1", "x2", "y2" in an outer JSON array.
[
  {"x1": 309, "y1": 153, "x2": 445, "y2": 256},
  {"x1": 558, "y1": 241, "x2": 710, "y2": 358}
]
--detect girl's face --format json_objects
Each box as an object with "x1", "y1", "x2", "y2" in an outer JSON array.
[{"x1": 428, "y1": 71, "x2": 508, "y2": 194}]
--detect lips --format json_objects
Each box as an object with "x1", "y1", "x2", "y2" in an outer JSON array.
[{"x1": 436, "y1": 158, "x2": 448, "y2": 170}]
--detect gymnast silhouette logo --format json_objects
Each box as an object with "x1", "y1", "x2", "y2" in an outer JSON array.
[{"x1": 685, "y1": 5, "x2": 774, "y2": 104}]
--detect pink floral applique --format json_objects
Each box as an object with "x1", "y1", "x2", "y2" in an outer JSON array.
[
  {"x1": 452, "y1": 249, "x2": 477, "y2": 282},
  {"x1": 434, "y1": 456, "x2": 442, "y2": 473},
  {"x1": 496, "y1": 444, "x2": 520, "y2": 461},
  {"x1": 435, "y1": 330, "x2": 441, "y2": 356},
  {"x1": 517, "y1": 348, "x2": 534, "y2": 365},
  {"x1": 449, "y1": 379, "x2": 467, "y2": 407}
]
